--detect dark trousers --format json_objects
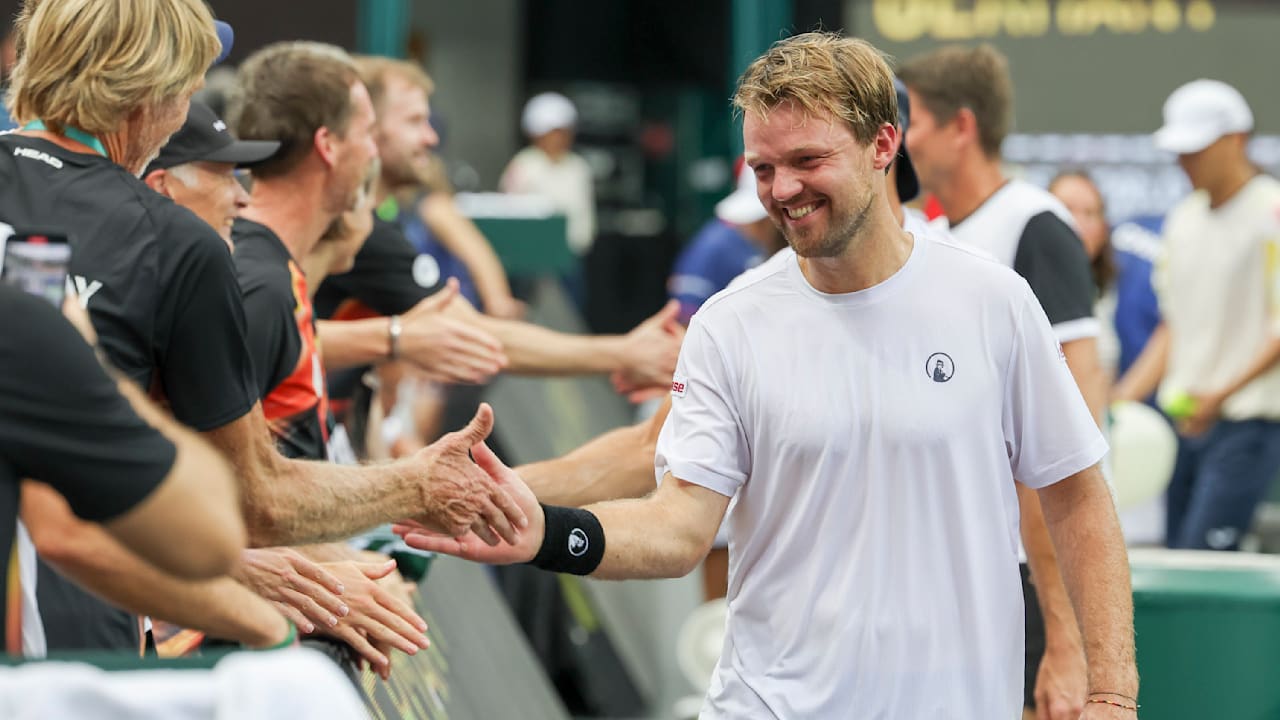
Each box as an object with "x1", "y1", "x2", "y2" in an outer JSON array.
[{"x1": 1165, "y1": 419, "x2": 1280, "y2": 550}]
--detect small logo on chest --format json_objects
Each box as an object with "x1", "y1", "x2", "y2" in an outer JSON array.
[{"x1": 926, "y1": 353, "x2": 954, "y2": 383}]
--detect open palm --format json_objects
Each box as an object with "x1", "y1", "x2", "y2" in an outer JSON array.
[{"x1": 394, "y1": 440, "x2": 545, "y2": 565}]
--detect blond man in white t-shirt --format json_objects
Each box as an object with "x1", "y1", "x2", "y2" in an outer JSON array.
[
  {"x1": 395, "y1": 33, "x2": 1137, "y2": 719},
  {"x1": 1115, "y1": 79, "x2": 1280, "y2": 551}
]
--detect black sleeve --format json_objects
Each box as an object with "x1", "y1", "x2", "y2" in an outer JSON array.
[
  {"x1": 313, "y1": 217, "x2": 444, "y2": 318},
  {"x1": 1012, "y1": 211, "x2": 1097, "y2": 327},
  {"x1": 154, "y1": 215, "x2": 259, "y2": 431},
  {"x1": 0, "y1": 287, "x2": 176, "y2": 522},
  {"x1": 238, "y1": 266, "x2": 302, "y2": 402}
]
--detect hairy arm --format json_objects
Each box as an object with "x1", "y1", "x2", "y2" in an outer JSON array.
[
  {"x1": 1020, "y1": 334, "x2": 1106, "y2": 718},
  {"x1": 1037, "y1": 465, "x2": 1139, "y2": 699},
  {"x1": 449, "y1": 296, "x2": 680, "y2": 383},
  {"x1": 105, "y1": 377, "x2": 245, "y2": 579},
  {"x1": 521, "y1": 398, "x2": 670, "y2": 506},
  {"x1": 396, "y1": 443, "x2": 728, "y2": 583},
  {"x1": 316, "y1": 280, "x2": 506, "y2": 384},
  {"x1": 203, "y1": 402, "x2": 523, "y2": 547},
  {"x1": 22, "y1": 482, "x2": 290, "y2": 648}
]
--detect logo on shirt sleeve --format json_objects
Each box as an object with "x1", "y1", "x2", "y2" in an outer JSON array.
[{"x1": 671, "y1": 372, "x2": 688, "y2": 398}]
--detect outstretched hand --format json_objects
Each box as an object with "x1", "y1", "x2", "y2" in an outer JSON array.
[
  {"x1": 400, "y1": 279, "x2": 508, "y2": 384},
  {"x1": 394, "y1": 440, "x2": 545, "y2": 565},
  {"x1": 409, "y1": 403, "x2": 528, "y2": 544},
  {"x1": 612, "y1": 300, "x2": 683, "y2": 402}
]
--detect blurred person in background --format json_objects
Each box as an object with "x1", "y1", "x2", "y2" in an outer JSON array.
[
  {"x1": 901, "y1": 44, "x2": 1103, "y2": 720},
  {"x1": 668, "y1": 160, "x2": 786, "y2": 326},
  {"x1": 501, "y1": 91, "x2": 597, "y2": 257},
  {"x1": 1050, "y1": 172, "x2": 1118, "y2": 382},
  {"x1": 1114, "y1": 79, "x2": 1280, "y2": 552}
]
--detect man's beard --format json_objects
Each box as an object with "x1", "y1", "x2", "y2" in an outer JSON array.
[{"x1": 784, "y1": 191, "x2": 874, "y2": 259}]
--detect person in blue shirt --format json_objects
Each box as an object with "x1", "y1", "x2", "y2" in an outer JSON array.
[{"x1": 668, "y1": 162, "x2": 785, "y2": 324}]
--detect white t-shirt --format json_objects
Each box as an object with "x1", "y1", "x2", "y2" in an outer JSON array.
[
  {"x1": 655, "y1": 230, "x2": 1107, "y2": 719},
  {"x1": 499, "y1": 147, "x2": 596, "y2": 255},
  {"x1": 1155, "y1": 174, "x2": 1280, "y2": 420}
]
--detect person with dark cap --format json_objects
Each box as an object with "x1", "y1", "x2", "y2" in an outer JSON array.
[
  {"x1": 900, "y1": 45, "x2": 1106, "y2": 720},
  {"x1": 142, "y1": 101, "x2": 279, "y2": 250}
]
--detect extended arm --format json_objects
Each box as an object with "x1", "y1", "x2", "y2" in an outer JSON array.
[
  {"x1": 203, "y1": 402, "x2": 524, "y2": 547},
  {"x1": 521, "y1": 397, "x2": 670, "y2": 506},
  {"x1": 23, "y1": 482, "x2": 290, "y2": 648},
  {"x1": 395, "y1": 441, "x2": 729, "y2": 582}
]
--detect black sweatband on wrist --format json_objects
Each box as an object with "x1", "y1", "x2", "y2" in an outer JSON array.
[{"x1": 529, "y1": 504, "x2": 605, "y2": 576}]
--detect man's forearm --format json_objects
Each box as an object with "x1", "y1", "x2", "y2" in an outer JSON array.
[
  {"x1": 585, "y1": 476, "x2": 727, "y2": 581},
  {"x1": 26, "y1": 489, "x2": 288, "y2": 648},
  {"x1": 1017, "y1": 482, "x2": 1083, "y2": 649},
  {"x1": 477, "y1": 314, "x2": 623, "y2": 375},
  {"x1": 316, "y1": 318, "x2": 390, "y2": 372},
  {"x1": 521, "y1": 422, "x2": 656, "y2": 506},
  {"x1": 1039, "y1": 467, "x2": 1139, "y2": 696},
  {"x1": 204, "y1": 410, "x2": 421, "y2": 546}
]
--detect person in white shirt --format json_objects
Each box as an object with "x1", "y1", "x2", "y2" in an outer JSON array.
[
  {"x1": 900, "y1": 44, "x2": 1106, "y2": 720},
  {"x1": 500, "y1": 92, "x2": 596, "y2": 256},
  {"x1": 1114, "y1": 79, "x2": 1280, "y2": 551},
  {"x1": 393, "y1": 32, "x2": 1137, "y2": 720}
]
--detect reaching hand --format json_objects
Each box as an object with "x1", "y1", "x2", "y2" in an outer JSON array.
[
  {"x1": 234, "y1": 547, "x2": 348, "y2": 635},
  {"x1": 394, "y1": 440, "x2": 545, "y2": 565},
  {"x1": 407, "y1": 403, "x2": 528, "y2": 544},
  {"x1": 310, "y1": 558, "x2": 428, "y2": 679},
  {"x1": 611, "y1": 300, "x2": 683, "y2": 400},
  {"x1": 400, "y1": 279, "x2": 508, "y2": 384}
]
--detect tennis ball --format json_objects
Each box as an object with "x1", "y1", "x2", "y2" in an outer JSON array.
[{"x1": 1162, "y1": 390, "x2": 1197, "y2": 421}]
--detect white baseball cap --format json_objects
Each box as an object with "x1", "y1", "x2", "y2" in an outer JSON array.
[
  {"x1": 521, "y1": 92, "x2": 577, "y2": 138},
  {"x1": 715, "y1": 161, "x2": 769, "y2": 225},
  {"x1": 1153, "y1": 79, "x2": 1253, "y2": 154}
]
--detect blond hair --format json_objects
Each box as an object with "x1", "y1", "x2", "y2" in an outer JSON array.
[
  {"x1": 353, "y1": 55, "x2": 435, "y2": 115},
  {"x1": 7, "y1": 0, "x2": 219, "y2": 135},
  {"x1": 228, "y1": 41, "x2": 360, "y2": 180},
  {"x1": 898, "y1": 44, "x2": 1012, "y2": 158},
  {"x1": 733, "y1": 32, "x2": 897, "y2": 145}
]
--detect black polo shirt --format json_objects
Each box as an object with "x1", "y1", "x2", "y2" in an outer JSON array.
[
  {"x1": 0, "y1": 133, "x2": 259, "y2": 652},
  {"x1": 0, "y1": 285, "x2": 175, "y2": 654}
]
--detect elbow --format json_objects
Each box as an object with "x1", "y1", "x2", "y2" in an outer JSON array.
[
  {"x1": 241, "y1": 498, "x2": 285, "y2": 549},
  {"x1": 673, "y1": 533, "x2": 715, "y2": 579}
]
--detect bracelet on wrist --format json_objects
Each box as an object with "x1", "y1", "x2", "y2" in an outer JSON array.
[
  {"x1": 1086, "y1": 697, "x2": 1139, "y2": 712},
  {"x1": 387, "y1": 314, "x2": 402, "y2": 360}
]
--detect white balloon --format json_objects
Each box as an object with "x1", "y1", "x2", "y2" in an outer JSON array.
[{"x1": 1109, "y1": 401, "x2": 1178, "y2": 510}]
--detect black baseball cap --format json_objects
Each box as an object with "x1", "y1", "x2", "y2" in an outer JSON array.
[
  {"x1": 892, "y1": 77, "x2": 920, "y2": 203},
  {"x1": 145, "y1": 101, "x2": 280, "y2": 176}
]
